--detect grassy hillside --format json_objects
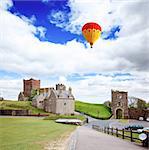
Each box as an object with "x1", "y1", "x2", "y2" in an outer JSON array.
[
  {"x1": 75, "y1": 101, "x2": 112, "y2": 119},
  {"x1": 0, "y1": 101, "x2": 85, "y2": 120},
  {"x1": 0, "y1": 100, "x2": 112, "y2": 119},
  {"x1": 0, "y1": 100, "x2": 48, "y2": 114}
]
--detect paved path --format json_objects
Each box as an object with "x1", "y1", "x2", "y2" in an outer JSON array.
[
  {"x1": 84, "y1": 117, "x2": 149, "y2": 130},
  {"x1": 68, "y1": 126, "x2": 147, "y2": 150}
]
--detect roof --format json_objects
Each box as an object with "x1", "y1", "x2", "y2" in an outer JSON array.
[
  {"x1": 53, "y1": 89, "x2": 74, "y2": 99},
  {"x1": 33, "y1": 85, "x2": 75, "y2": 101}
]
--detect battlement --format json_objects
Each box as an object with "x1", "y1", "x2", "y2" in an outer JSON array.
[
  {"x1": 111, "y1": 89, "x2": 127, "y2": 93},
  {"x1": 56, "y1": 84, "x2": 66, "y2": 91}
]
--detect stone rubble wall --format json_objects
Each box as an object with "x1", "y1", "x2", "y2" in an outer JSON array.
[
  {"x1": 0, "y1": 109, "x2": 30, "y2": 116},
  {"x1": 128, "y1": 108, "x2": 149, "y2": 120}
]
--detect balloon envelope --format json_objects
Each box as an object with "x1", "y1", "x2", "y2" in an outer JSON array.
[{"x1": 82, "y1": 22, "x2": 102, "y2": 48}]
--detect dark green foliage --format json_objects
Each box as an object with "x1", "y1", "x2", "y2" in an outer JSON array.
[
  {"x1": 137, "y1": 99, "x2": 146, "y2": 109},
  {"x1": 28, "y1": 89, "x2": 38, "y2": 101},
  {"x1": 145, "y1": 102, "x2": 149, "y2": 108},
  {"x1": 125, "y1": 125, "x2": 144, "y2": 130}
]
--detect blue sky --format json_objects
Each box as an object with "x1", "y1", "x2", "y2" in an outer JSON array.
[
  {"x1": 10, "y1": 0, "x2": 79, "y2": 43},
  {"x1": 0, "y1": 0, "x2": 148, "y2": 102},
  {"x1": 10, "y1": 0, "x2": 120, "y2": 44}
]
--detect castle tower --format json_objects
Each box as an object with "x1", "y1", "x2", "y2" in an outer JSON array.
[
  {"x1": 111, "y1": 90, "x2": 129, "y2": 119},
  {"x1": 56, "y1": 84, "x2": 66, "y2": 91},
  {"x1": 23, "y1": 78, "x2": 40, "y2": 97}
]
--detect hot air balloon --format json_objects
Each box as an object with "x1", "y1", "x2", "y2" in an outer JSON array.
[{"x1": 82, "y1": 22, "x2": 102, "y2": 48}]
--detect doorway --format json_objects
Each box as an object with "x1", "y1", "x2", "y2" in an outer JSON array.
[{"x1": 116, "y1": 109, "x2": 123, "y2": 119}]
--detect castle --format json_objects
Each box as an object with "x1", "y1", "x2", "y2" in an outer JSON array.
[
  {"x1": 18, "y1": 78, "x2": 75, "y2": 115},
  {"x1": 18, "y1": 79, "x2": 148, "y2": 118},
  {"x1": 111, "y1": 90, "x2": 149, "y2": 120},
  {"x1": 111, "y1": 90, "x2": 129, "y2": 119}
]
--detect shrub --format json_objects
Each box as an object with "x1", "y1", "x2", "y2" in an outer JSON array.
[{"x1": 125, "y1": 125, "x2": 144, "y2": 130}]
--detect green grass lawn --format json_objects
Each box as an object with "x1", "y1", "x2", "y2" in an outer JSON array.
[
  {"x1": 0, "y1": 117, "x2": 76, "y2": 150},
  {"x1": 0, "y1": 100, "x2": 48, "y2": 114},
  {"x1": 75, "y1": 101, "x2": 112, "y2": 119}
]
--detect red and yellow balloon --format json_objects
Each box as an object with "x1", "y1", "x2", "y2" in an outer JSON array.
[{"x1": 82, "y1": 22, "x2": 102, "y2": 48}]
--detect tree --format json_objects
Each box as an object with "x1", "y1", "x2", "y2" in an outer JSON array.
[
  {"x1": 104, "y1": 101, "x2": 111, "y2": 108},
  {"x1": 128, "y1": 97, "x2": 137, "y2": 108},
  {"x1": 137, "y1": 99, "x2": 146, "y2": 109},
  {"x1": 128, "y1": 97, "x2": 146, "y2": 109},
  {"x1": 29, "y1": 89, "x2": 37, "y2": 101},
  {"x1": 145, "y1": 102, "x2": 149, "y2": 109}
]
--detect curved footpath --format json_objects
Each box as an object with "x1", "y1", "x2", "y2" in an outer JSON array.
[{"x1": 67, "y1": 126, "x2": 147, "y2": 150}]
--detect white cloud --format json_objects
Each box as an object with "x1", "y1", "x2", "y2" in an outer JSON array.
[
  {"x1": 36, "y1": 26, "x2": 47, "y2": 38},
  {"x1": 0, "y1": 79, "x2": 22, "y2": 100},
  {"x1": 49, "y1": 0, "x2": 149, "y2": 36},
  {"x1": 69, "y1": 72, "x2": 149, "y2": 103},
  {"x1": 49, "y1": 10, "x2": 67, "y2": 26},
  {"x1": 0, "y1": 0, "x2": 13, "y2": 10},
  {"x1": 20, "y1": 15, "x2": 36, "y2": 24},
  {"x1": 0, "y1": 0, "x2": 148, "y2": 102}
]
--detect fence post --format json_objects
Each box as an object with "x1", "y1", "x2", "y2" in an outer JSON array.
[
  {"x1": 116, "y1": 128, "x2": 118, "y2": 137},
  {"x1": 99, "y1": 126, "x2": 101, "y2": 132},
  {"x1": 130, "y1": 129, "x2": 133, "y2": 142},
  {"x1": 107, "y1": 127, "x2": 109, "y2": 134},
  {"x1": 146, "y1": 132, "x2": 149, "y2": 147},
  {"x1": 122, "y1": 129, "x2": 124, "y2": 139},
  {"x1": 111, "y1": 128, "x2": 113, "y2": 135}
]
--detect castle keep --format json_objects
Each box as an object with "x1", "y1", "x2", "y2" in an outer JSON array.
[
  {"x1": 23, "y1": 78, "x2": 40, "y2": 97},
  {"x1": 111, "y1": 90, "x2": 129, "y2": 119},
  {"x1": 18, "y1": 78, "x2": 40, "y2": 101}
]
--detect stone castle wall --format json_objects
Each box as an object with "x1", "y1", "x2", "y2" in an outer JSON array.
[
  {"x1": 55, "y1": 99, "x2": 74, "y2": 115},
  {"x1": 111, "y1": 90, "x2": 129, "y2": 119},
  {"x1": 128, "y1": 108, "x2": 149, "y2": 120},
  {"x1": 0, "y1": 110, "x2": 30, "y2": 116},
  {"x1": 23, "y1": 78, "x2": 40, "y2": 97}
]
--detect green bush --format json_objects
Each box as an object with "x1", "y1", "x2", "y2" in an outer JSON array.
[{"x1": 125, "y1": 125, "x2": 144, "y2": 130}]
